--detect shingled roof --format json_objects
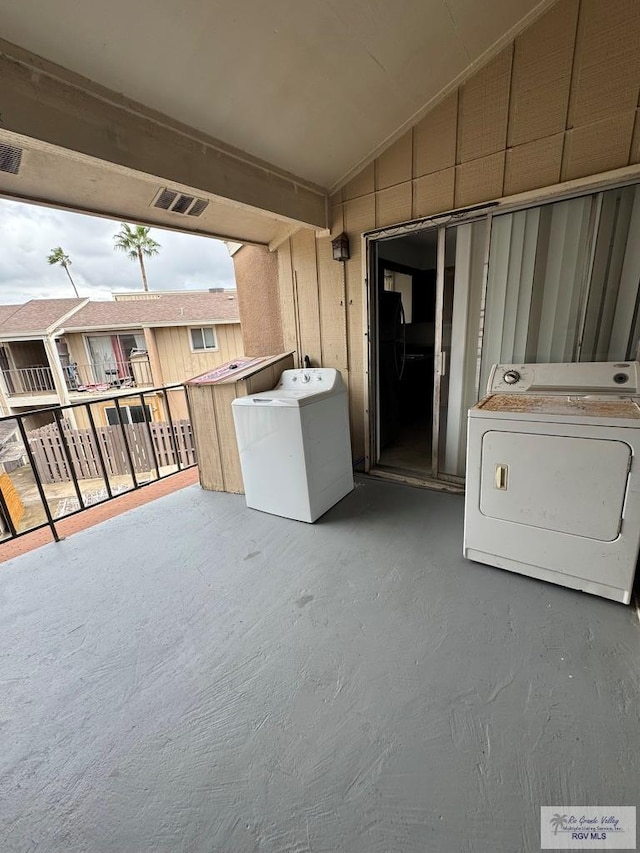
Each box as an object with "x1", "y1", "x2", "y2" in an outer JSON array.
[
  {"x1": 0, "y1": 299, "x2": 85, "y2": 336},
  {"x1": 61, "y1": 291, "x2": 240, "y2": 330},
  {"x1": 0, "y1": 292, "x2": 240, "y2": 336}
]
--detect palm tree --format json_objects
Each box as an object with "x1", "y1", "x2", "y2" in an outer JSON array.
[
  {"x1": 47, "y1": 247, "x2": 80, "y2": 297},
  {"x1": 550, "y1": 814, "x2": 568, "y2": 835},
  {"x1": 113, "y1": 224, "x2": 161, "y2": 292}
]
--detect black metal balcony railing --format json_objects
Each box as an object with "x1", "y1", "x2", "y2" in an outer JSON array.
[{"x1": 0, "y1": 384, "x2": 196, "y2": 545}]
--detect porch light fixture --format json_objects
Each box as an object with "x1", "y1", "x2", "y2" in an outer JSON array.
[{"x1": 331, "y1": 232, "x2": 350, "y2": 262}]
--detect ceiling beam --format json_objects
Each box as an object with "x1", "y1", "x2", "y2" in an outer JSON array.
[{"x1": 0, "y1": 40, "x2": 328, "y2": 230}]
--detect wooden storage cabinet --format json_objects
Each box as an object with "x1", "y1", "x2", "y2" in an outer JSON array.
[{"x1": 186, "y1": 353, "x2": 294, "y2": 493}]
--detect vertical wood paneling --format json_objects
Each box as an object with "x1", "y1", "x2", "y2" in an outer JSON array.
[
  {"x1": 277, "y1": 239, "x2": 299, "y2": 360},
  {"x1": 212, "y1": 384, "x2": 244, "y2": 493},
  {"x1": 144, "y1": 327, "x2": 164, "y2": 385},
  {"x1": 65, "y1": 334, "x2": 88, "y2": 366},
  {"x1": 317, "y1": 235, "x2": 348, "y2": 373},
  {"x1": 154, "y1": 323, "x2": 244, "y2": 383},
  {"x1": 290, "y1": 229, "x2": 323, "y2": 367},
  {"x1": 188, "y1": 385, "x2": 224, "y2": 491},
  {"x1": 344, "y1": 194, "x2": 375, "y2": 459}
]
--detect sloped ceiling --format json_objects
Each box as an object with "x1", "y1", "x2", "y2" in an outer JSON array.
[{"x1": 0, "y1": 0, "x2": 554, "y2": 191}]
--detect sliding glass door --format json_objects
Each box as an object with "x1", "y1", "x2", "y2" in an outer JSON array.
[
  {"x1": 371, "y1": 178, "x2": 640, "y2": 483},
  {"x1": 480, "y1": 184, "x2": 640, "y2": 393},
  {"x1": 433, "y1": 220, "x2": 487, "y2": 481}
]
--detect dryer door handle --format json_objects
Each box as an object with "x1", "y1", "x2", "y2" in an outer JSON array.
[{"x1": 495, "y1": 464, "x2": 508, "y2": 490}]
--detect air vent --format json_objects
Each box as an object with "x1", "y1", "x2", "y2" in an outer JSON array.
[
  {"x1": 154, "y1": 188, "x2": 177, "y2": 210},
  {"x1": 151, "y1": 187, "x2": 209, "y2": 217},
  {"x1": 188, "y1": 198, "x2": 209, "y2": 217},
  {"x1": 172, "y1": 194, "x2": 194, "y2": 214},
  {"x1": 0, "y1": 144, "x2": 22, "y2": 175}
]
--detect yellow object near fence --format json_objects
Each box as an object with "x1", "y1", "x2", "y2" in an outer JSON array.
[{"x1": 0, "y1": 473, "x2": 25, "y2": 529}]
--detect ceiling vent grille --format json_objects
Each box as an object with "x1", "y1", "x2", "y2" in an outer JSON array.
[
  {"x1": 0, "y1": 144, "x2": 22, "y2": 175},
  {"x1": 154, "y1": 188, "x2": 177, "y2": 210},
  {"x1": 188, "y1": 198, "x2": 209, "y2": 217},
  {"x1": 151, "y1": 188, "x2": 209, "y2": 217}
]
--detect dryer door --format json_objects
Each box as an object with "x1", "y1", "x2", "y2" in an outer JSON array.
[{"x1": 479, "y1": 431, "x2": 630, "y2": 541}]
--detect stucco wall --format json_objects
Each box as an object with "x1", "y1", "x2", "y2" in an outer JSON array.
[
  {"x1": 233, "y1": 245, "x2": 284, "y2": 356},
  {"x1": 277, "y1": 0, "x2": 640, "y2": 459}
]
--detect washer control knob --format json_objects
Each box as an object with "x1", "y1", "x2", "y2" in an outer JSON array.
[
  {"x1": 301, "y1": 372, "x2": 311, "y2": 384},
  {"x1": 503, "y1": 370, "x2": 521, "y2": 385}
]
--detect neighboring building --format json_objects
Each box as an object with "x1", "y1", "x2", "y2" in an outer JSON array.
[{"x1": 0, "y1": 291, "x2": 243, "y2": 427}]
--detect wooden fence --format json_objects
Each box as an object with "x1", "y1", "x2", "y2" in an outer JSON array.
[{"x1": 28, "y1": 419, "x2": 196, "y2": 484}]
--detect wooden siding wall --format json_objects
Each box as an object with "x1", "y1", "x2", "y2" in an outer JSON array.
[
  {"x1": 65, "y1": 325, "x2": 244, "y2": 386},
  {"x1": 65, "y1": 333, "x2": 90, "y2": 367},
  {"x1": 8, "y1": 340, "x2": 48, "y2": 369},
  {"x1": 277, "y1": 0, "x2": 640, "y2": 460},
  {"x1": 154, "y1": 323, "x2": 244, "y2": 384}
]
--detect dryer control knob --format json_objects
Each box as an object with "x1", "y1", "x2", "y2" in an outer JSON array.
[{"x1": 503, "y1": 370, "x2": 521, "y2": 385}]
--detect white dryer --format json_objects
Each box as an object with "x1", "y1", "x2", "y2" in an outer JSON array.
[{"x1": 464, "y1": 361, "x2": 640, "y2": 603}]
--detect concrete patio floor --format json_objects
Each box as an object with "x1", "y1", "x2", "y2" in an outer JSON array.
[{"x1": 1, "y1": 477, "x2": 639, "y2": 852}]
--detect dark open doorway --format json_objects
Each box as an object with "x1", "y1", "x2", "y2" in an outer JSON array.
[{"x1": 376, "y1": 230, "x2": 438, "y2": 477}]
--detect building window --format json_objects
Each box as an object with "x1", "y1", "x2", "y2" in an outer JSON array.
[
  {"x1": 190, "y1": 327, "x2": 217, "y2": 351},
  {"x1": 104, "y1": 404, "x2": 151, "y2": 426}
]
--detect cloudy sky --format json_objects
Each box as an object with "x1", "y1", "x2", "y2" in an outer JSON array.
[{"x1": 0, "y1": 198, "x2": 236, "y2": 304}]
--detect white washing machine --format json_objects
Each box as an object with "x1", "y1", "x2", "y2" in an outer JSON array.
[
  {"x1": 232, "y1": 368, "x2": 354, "y2": 523},
  {"x1": 464, "y1": 361, "x2": 640, "y2": 603}
]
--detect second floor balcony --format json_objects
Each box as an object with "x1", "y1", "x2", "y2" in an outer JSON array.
[
  {"x1": 1, "y1": 365, "x2": 56, "y2": 396},
  {"x1": 66, "y1": 356, "x2": 154, "y2": 392},
  {"x1": 1, "y1": 355, "x2": 153, "y2": 402}
]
